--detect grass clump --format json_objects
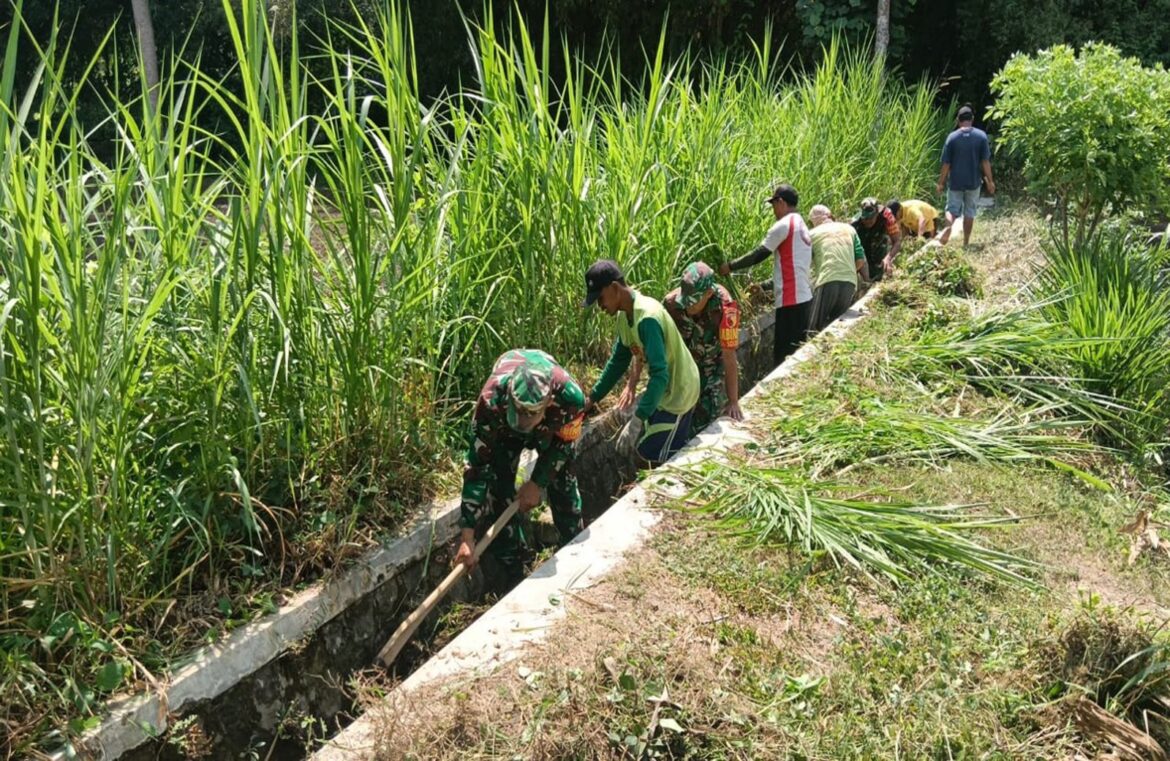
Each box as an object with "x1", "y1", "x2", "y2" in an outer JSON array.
[
  {"x1": 1037, "y1": 229, "x2": 1170, "y2": 449},
  {"x1": 874, "y1": 277, "x2": 931, "y2": 311},
  {"x1": 1039, "y1": 600, "x2": 1170, "y2": 754}
]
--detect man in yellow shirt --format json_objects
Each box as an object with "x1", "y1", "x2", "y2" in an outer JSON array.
[{"x1": 887, "y1": 199, "x2": 953, "y2": 244}]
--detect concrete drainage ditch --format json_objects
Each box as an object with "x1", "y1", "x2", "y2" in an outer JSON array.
[
  {"x1": 63, "y1": 308, "x2": 786, "y2": 761},
  {"x1": 313, "y1": 291, "x2": 878, "y2": 760}
]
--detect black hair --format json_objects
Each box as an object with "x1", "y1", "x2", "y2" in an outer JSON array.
[
  {"x1": 886, "y1": 199, "x2": 901, "y2": 217},
  {"x1": 773, "y1": 183, "x2": 799, "y2": 208}
]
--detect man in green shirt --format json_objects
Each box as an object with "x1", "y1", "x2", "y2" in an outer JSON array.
[
  {"x1": 582, "y1": 260, "x2": 701, "y2": 466},
  {"x1": 808, "y1": 204, "x2": 870, "y2": 332}
]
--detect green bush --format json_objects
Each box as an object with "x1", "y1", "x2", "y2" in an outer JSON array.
[{"x1": 990, "y1": 44, "x2": 1170, "y2": 246}]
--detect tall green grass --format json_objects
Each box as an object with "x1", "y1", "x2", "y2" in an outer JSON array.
[
  {"x1": 885, "y1": 230, "x2": 1170, "y2": 453},
  {"x1": 1037, "y1": 229, "x2": 1170, "y2": 448},
  {"x1": 0, "y1": 0, "x2": 942, "y2": 748}
]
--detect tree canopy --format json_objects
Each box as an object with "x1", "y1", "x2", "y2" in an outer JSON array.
[{"x1": 3, "y1": 0, "x2": 1169, "y2": 124}]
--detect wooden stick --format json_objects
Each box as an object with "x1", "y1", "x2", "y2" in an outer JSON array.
[
  {"x1": 377, "y1": 499, "x2": 521, "y2": 667},
  {"x1": 1072, "y1": 695, "x2": 1168, "y2": 761}
]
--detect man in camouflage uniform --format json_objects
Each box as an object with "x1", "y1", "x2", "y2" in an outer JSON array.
[
  {"x1": 454, "y1": 349, "x2": 586, "y2": 581},
  {"x1": 621, "y1": 262, "x2": 743, "y2": 430},
  {"x1": 851, "y1": 197, "x2": 903, "y2": 281}
]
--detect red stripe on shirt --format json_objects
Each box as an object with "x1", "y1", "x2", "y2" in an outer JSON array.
[
  {"x1": 778, "y1": 227, "x2": 797, "y2": 306},
  {"x1": 882, "y1": 208, "x2": 899, "y2": 237}
]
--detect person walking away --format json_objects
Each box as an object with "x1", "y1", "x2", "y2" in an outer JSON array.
[
  {"x1": 718, "y1": 184, "x2": 813, "y2": 366},
  {"x1": 454, "y1": 349, "x2": 587, "y2": 582},
  {"x1": 851, "y1": 197, "x2": 903, "y2": 281},
  {"x1": 621, "y1": 262, "x2": 744, "y2": 430},
  {"x1": 582, "y1": 260, "x2": 701, "y2": 466},
  {"x1": 887, "y1": 198, "x2": 952, "y2": 244},
  {"x1": 808, "y1": 204, "x2": 869, "y2": 332},
  {"x1": 937, "y1": 104, "x2": 995, "y2": 247}
]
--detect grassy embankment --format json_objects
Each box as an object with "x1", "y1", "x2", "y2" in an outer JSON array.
[{"x1": 370, "y1": 208, "x2": 1170, "y2": 760}]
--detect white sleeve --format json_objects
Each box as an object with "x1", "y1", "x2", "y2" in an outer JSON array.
[{"x1": 760, "y1": 217, "x2": 791, "y2": 252}]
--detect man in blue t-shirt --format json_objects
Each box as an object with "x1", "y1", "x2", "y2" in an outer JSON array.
[{"x1": 936, "y1": 104, "x2": 996, "y2": 248}]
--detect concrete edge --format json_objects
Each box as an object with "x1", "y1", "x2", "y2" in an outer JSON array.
[
  {"x1": 61, "y1": 499, "x2": 463, "y2": 760},
  {"x1": 312, "y1": 290, "x2": 879, "y2": 760},
  {"x1": 60, "y1": 306, "x2": 778, "y2": 760}
]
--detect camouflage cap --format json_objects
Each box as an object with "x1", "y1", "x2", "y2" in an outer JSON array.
[
  {"x1": 679, "y1": 262, "x2": 716, "y2": 309},
  {"x1": 505, "y1": 352, "x2": 554, "y2": 431},
  {"x1": 859, "y1": 197, "x2": 880, "y2": 219}
]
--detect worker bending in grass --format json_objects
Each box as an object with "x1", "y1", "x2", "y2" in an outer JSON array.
[
  {"x1": 719, "y1": 183, "x2": 814, "y2": 366},
  {"x1": 582, "y1": 260, "x2": 700, "y2": 466},
  {"x1": 888, "y1": 198, "x2": 952, "y2": 245},
  {"x1": 620, "y1": 262, "x2": 744, "y2": 429},
  {"x1": 454, "y1": 349, "x2": 585, "y2": 579},
  {"x1": 808, "y1": 204, "x2": 869, "y2": 332}
]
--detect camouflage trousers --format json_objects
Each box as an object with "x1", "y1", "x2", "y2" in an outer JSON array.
[
  {"x1": 693, "y1": 367, "x2": 728, "y2": 431},
  {"x1": 477, "y1": 444, "x2": 583, "y2": 580}
]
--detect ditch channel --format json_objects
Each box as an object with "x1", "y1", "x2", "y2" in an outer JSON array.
[{"x1": 70, "y1": 309, "x2": 780, "y2": 761}]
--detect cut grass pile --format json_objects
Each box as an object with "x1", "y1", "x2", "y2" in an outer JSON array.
[{"x1": 672, "y1": 459, "x2": 1037, "y2": 587}]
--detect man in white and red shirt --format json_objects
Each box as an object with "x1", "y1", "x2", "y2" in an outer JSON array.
[{"x1": 719, "y1": 183, "x2": 813, "y2": 365}]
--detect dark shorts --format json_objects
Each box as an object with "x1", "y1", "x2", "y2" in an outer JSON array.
[{"x1": 637, "y1": 407, "x2": 694, "y2": 465}]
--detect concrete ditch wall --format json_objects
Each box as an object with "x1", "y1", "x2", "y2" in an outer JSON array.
[
  {"x1": 65, "y1": 309, "x2": 775, "y2": 760},
  {"x1": 312, "y1": 293, "x2": 876, "y2": 761}
]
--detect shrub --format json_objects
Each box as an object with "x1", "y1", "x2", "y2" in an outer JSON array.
[{"x1": 990, "y1": 44, "x2": 1170, "y2": 246}]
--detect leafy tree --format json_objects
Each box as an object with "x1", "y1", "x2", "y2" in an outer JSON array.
[
  {"x1": 797, "y1": 0, "x2": 918, "y2": 61},
  {"x1": 990, "y1": 43, "x2": 1170, "y2": 245}
]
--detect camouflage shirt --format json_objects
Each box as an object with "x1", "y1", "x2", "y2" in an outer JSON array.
[
  {"x1": 460, "y1": 350, "x2": 586, "y2": 528},
  {"x1": 851, "y1": 206, "x2": 900, "y2": 265},
  {"x1": 663, "y1": 284, "x2": 741, "y2": 374}
]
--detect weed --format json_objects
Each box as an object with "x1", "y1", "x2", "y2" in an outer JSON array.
[{"x1": 1039, "y1": 600, "x2": 1170, "y2": 751}]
